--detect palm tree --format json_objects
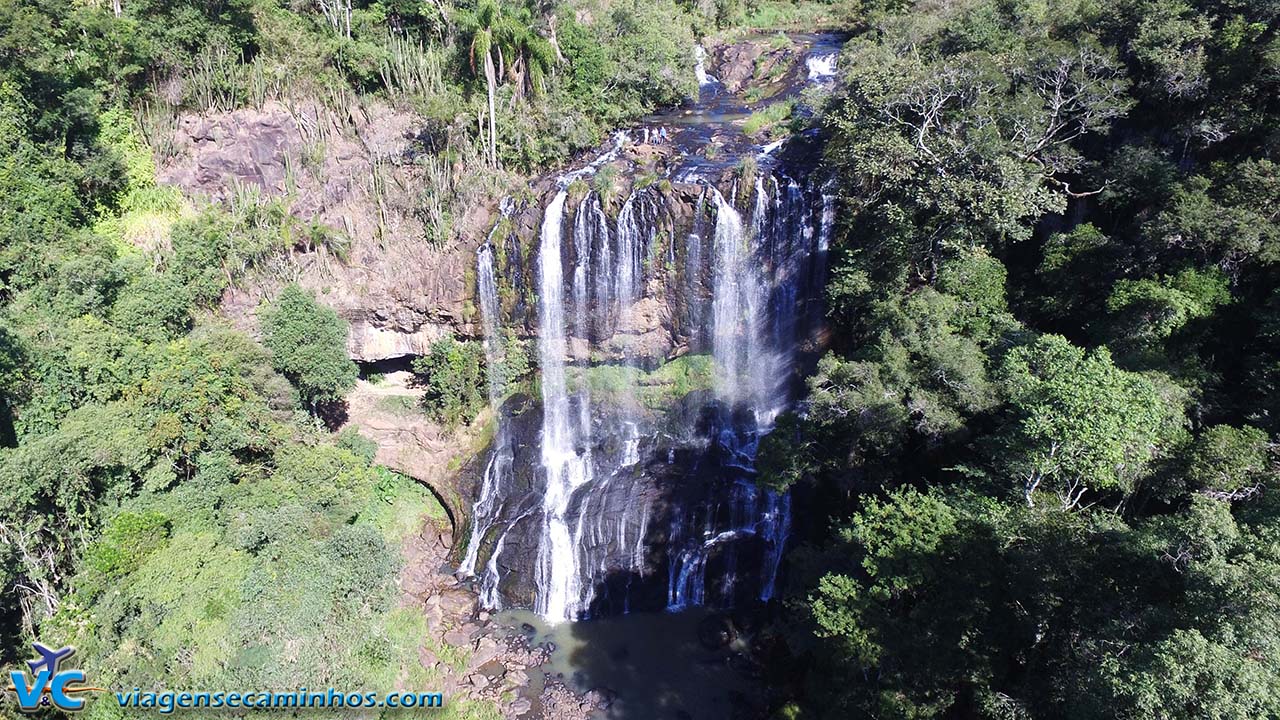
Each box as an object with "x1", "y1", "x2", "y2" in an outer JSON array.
[
  {"x1": 458, "y1": 0, "x2": 557, "y2": 167},
  {"x1": 461, "y1": 0, "x2": 502, "y2": 167},
  {"x1": 501, "y1": 4, "x2": 555, "y2": 100}
]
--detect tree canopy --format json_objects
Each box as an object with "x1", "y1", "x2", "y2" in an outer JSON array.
[{"x1": 760, "y1": 0, "x2": 1280, "y2": 717}]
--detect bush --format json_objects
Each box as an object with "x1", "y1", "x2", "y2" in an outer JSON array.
[
  {"x1": 259, "y1": 284, "x2": 357, "y2": 407},
  {"x1": 85, "y1": 511, "x2": 171, "y2": 579},
  {"x1": 412, "y1": 336, "x2": 487, "y2": 426}
]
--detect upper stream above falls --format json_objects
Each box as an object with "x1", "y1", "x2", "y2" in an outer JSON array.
[{"x1": 456, "y1": 34, "x2": 843, "y2": 628}]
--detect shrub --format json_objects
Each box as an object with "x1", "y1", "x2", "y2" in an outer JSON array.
[
  {"x1": 412, "y1": 336, "x2": 486, "y2": 426},
  {"x1": 259, "y1": 284, "x2": 357, "y2": 407}
]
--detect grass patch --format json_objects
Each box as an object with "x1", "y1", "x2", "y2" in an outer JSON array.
[
  {"x1": 376, "y1": 394, "x2": 423, "y2": 417},
  {"x1": 745, "y1": 83, "x2": 785, "y2": 103},
  {"x1": 739, "y1": 0, "x2": 849, "y2": 30},
  {"x1": 371, "y1": 608, "x2": 502, "y2": 720},
  {"x1": 359, "y1": 466, "x2": 448, "y2": 544},
  {"x1": 766, "y1": 31, "x2": 792, "y2": 50},
  {"x1": 593, "y1": 166, "x2": 621, "y2": 207},
  {"x1": 568, "y1": 354, "x2": 714, "y2": 411},
  {"x1": 743, "y1": 100, "x2": 795, "y2": 137}
]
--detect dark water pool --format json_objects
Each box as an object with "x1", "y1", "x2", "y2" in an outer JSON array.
[{"x1": 497, "y1": 608, "x2": 770, "y2": 720}]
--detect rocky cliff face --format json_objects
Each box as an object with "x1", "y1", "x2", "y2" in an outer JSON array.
[
  {"x1": 463, "y1": 157, "x2": 833, "y2": 617},
  {"x1": 157, "y1": 96, "x2": 488, "y2": 361},
  {"x1": 154, "y1": 33, "x2": 840, "y2": 364},
  {"x1": 152, "y1": 34, "x2": 841, "y2": 594}
]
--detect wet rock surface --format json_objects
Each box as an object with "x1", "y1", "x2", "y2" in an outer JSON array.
[{"x1": 402, "y1": 514, "x2": 614, "y2": 719}]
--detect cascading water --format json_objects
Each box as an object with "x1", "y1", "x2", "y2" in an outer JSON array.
[
  {"x1": 534, "y1": 188, "x2": 596, "y2": 622},
  {"x1": 660, "y1": 169, "x2": 829, "y2": 611},
  {"x1": 708, "y1": 187, "x2": 755, "y2": 406},
  {"x1": 806, "y1": 52, "x2": 837, "y2": 80},
  {"x1": 529, "y1": 132, "x2": 659, "y2": 622},
  {"x1": 694, "y1": 44, "x2": 719, "y2": 88},
  {"x1": 461, "y1": 35, "x2": 841, "y2": 624},
  {"x1": 460, "y1": 227, "x2": 516, "y2": 609}
]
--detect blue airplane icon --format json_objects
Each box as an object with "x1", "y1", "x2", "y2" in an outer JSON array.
[{"x1": 27, "y1": 643, "x2": 75, "y2": 676}]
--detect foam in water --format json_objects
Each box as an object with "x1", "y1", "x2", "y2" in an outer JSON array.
[
  {"x1": 694, "y1": 44, "x2": 719, "y2": 87},
  {"x1": 759, "y1": 137, "x2": 787, "y2": 158},
  {"x1": 806, "y1": 52, "x2": 837, "y2": 80}
]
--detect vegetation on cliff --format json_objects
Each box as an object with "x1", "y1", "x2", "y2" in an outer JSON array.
[{"x1": 3, "y1": 0, "x2": 1277, "y2": 717}]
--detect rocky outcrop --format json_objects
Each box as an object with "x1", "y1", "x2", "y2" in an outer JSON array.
[
  {"x1": 341, "y1": 372, "x2": 485, "y2": 528},
  {"x1": 715, "y1": 42, "x2": 765, "y2": 93},
  {"x1": 709, "y1": 33, "x2": 840, "y2": 96},
  {"x1": 153, "y1": 33, "x2": 835, "y2": 364},
  {"x1": 157, "y1": 97, "x2": 486, "y2": 361},
  {"x1": 399, "y1": 501, "x2": 607, "y2": 720}
]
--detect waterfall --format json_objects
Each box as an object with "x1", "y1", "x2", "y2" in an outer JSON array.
[
  {"x1": 685, "y1": 188, "x2": 708, "y2": 343},
  {"x1": 459, "y1": 236, "x2": 509, "y2": 597},
  {"x1": 661, "y1": 174, "x2": 822, "y2": 613},
  {"x1": 694, "y1": 44, "x2": 718, "y2": 88},
  {"x1": 461, "y1": 58, "x2": 840, "y2": 618},
  {"x1": 534, "y1": 188, "x2": 595, "y2": 623},
  {"x1": 709, "y1": 188, "x2": 750, "y2": 405},
  {"x1": 579, "y1": 192, "x2": 612, "y2": 336},
  {"x1": 806, "y1": 52, "x2": 837, "y2": 81},
  {"x1": 709, "y1": 185, "x2": 777, "y2": 415},
  {"x1": 615, "y1": 189, "x2": 650, "y2": 315}
]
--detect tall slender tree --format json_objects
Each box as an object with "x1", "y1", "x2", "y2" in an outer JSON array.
[
  {"x1": 461, "y1": 0, "x2": 502, "y2": 166},
  {"x1": 457, "y1": 0, "x2": 555, "y2": 167}
]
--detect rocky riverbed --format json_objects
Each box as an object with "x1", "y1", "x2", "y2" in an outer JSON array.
[{"x1": 400, "y1": 511, "x2": 614, "y2": 720}]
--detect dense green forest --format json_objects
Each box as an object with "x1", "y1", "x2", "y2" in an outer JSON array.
[
  {"x1": 2, "y1": 0, "x2": 1279, "y2": 718},
  {"x1": 760, "y1": 0, "x2": 1280, "y2": 717}
]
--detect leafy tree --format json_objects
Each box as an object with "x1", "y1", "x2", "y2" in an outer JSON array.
[
  {"x1": 1105, "y1": 267, "x2": 1230, "y2": 347},
  {"x1": 1179, "y1": 424, "x2": 1273, "y2": 501},
  {"x1": 109, "y1": 271, "x2": 194, "y2": 341},
  {"x1": 84, "y1": 510, "x2": 170, "y2": 580},
  {"x1": 413, "y1": 335, "x2": 487, "y2": 426},
  {"x1": 1115, "y1": 627, "x2": 1280, "y2": 720},
  {"x1": 259, "y1": 284, "x2": 357, "y2": 408},
  {"x1": 994, "y1": 334, "x2": 1187, "y2": 508}
]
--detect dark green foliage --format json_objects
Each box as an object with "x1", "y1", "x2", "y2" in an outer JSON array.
[
  {"x1": 769, "y1": 0, "x2": 1280, "y2": 716},
  {"x1": 109, "y1": 271, "x2": 194, "y2": 341},
  {"x1": 259, "y1": 284, "x2": 358, "y2": 407},
  {"x1": 993, "y1": 335, "x2": 1187, "y2": 507},
  {"x1": 804, "y1": 489, "x2": 1280, "y2": 719},
  {"x1": 413, "y1": 336, "x2": 487, "y2": 426},
  {"x1": 1178, "y1": 424, "x2": 1273, "y2": 500}
]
